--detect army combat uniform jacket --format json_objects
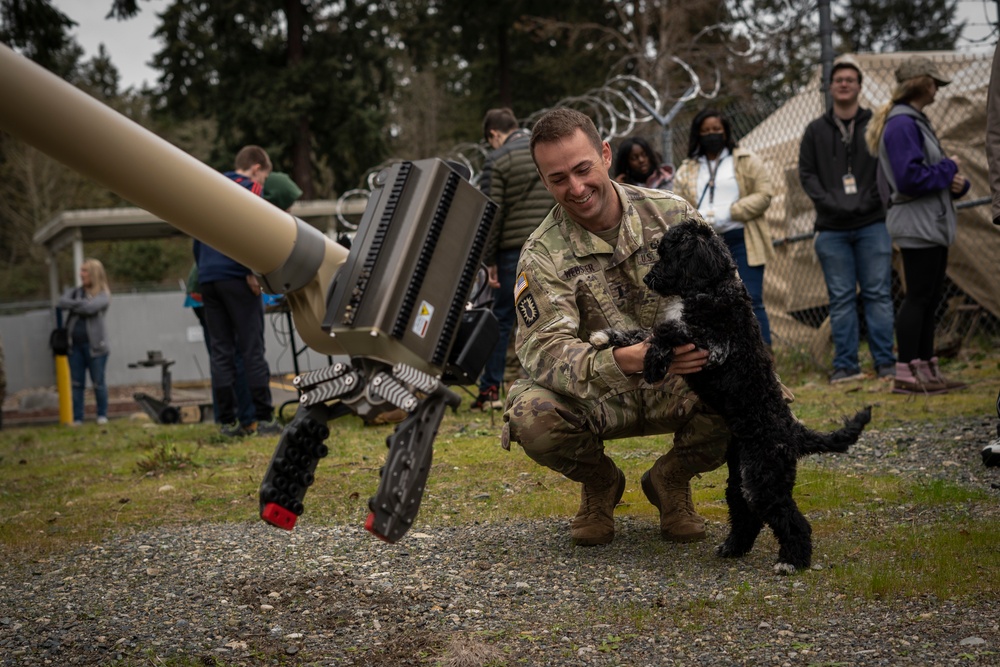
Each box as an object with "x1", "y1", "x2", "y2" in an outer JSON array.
[
  {"x1": 513, "y1": 182, "x2": 699, "y2": 403},
  {"x1": 502, "y1": 182, "x2": 730, "y2": 480}
]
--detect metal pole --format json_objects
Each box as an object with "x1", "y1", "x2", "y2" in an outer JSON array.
[
  {"x1": 627, "y1": 86, "x2": 693, "y2": 169},
  {"x1": 819, "y1": 0, "x2": 835, "y2": 111},
  {"x1": 661, "y1": 126, "x2": 673, "y2": 169}
]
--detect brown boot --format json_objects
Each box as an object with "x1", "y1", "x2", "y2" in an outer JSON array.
[
  {"x1": 570, "y1": 462, "x2": 626, "y2": 546},
  {"x1": 911, "y1": 359, "x2": 949, "y2": 394},
  {"x1": 641, "y1": 450, "x2": 706, "y2": 542},
  {"x1": 928, "y1": 356, "x2": 967, "y2": 391}
]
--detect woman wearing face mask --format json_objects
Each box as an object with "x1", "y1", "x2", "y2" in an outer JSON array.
[
  {"x1": 673, "y1": 108, "x2": 775, "y2": 347},
  {"x1": 613, "y1": 136, "x2": 674, "y2": 190}
]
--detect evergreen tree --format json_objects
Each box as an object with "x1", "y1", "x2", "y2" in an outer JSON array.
[
  {"x1": 728, "y1": 0, "x2": 819, "y2": 111},
  {"x1": 138, "y1": 0, "x2": 395, "y2": 198},
  {"x1": 394, "y1": 0, "x2": 622, "y2": 147},
  {"x1": 0, "y1": 0, "x2": 77, "y2": 77},
  {"x1": 835, "y1": 0, "x2": 963, "y2": 52}
]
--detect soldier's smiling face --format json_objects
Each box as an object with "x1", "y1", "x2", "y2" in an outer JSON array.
[{"x1": 534, "y1": 128, "x2": 620, "y2": 233}]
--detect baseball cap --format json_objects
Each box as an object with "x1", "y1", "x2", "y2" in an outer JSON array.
[{"x1": 894, "y1": 55, "x2": 951, "y2": 86}]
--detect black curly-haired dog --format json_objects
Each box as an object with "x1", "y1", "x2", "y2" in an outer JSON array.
[{"x1": 591, "y1": 219, "x2": 871, "y2": 574}]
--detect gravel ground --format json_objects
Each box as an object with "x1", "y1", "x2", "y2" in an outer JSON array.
[{"x1": 1, "y1": 416, "x2": 999, "y2": 666}]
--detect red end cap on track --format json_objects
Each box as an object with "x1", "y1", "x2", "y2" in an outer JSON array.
[
  {"x1": 364, "y1": 512, "x2": 394, "y2": 543},
  {"x1": 261, "y1": 503, "x2": 297, "y2": 530}
]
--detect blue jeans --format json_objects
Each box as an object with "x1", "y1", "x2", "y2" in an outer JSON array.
[
  {"x1": 722, "y1": 228, "x2": 771, "y2": 346},
  {"x1": 68, "y1": 344, "x2": 108, "y2": 422},
  {"x1": 814, "y1": 223, "x2": 896, "y2": 371},
  {"x1": 479, "y1": 248, "x2": 521, "y2": 391}
]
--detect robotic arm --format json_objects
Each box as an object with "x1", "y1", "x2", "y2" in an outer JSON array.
[{"x1": 0, "y1": 44, "x2": 498, "y2": 542}]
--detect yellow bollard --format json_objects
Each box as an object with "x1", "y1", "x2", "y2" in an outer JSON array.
[{"x1": 55, "y1": 355, "x2": 73, "y2": 425}]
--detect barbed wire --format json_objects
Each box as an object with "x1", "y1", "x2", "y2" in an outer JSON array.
[
  {"x1": 335, "y1": 9, "x2": 801, "y2": 226},
  {"x1": 335, "y1": 71, "x2": 691, "y2": 227}
]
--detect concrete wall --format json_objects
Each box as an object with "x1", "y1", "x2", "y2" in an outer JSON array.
[{"x1": 0, "y1": 291, "x2": 338, "y2": 395}]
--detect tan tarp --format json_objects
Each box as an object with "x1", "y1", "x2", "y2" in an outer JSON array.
[{"x1": 741, "y1": 50, "x2": 995, "y2": 354}]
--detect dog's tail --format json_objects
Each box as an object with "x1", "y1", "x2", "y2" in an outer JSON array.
[{"x1": 795, "y1": 405, "x2": 873, "y2": 456}]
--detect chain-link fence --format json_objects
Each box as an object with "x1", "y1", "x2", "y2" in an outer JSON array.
[
  {"x1": 731, "y1": 51, "x2": 996, "y2": 366},
  {"x1": 340, "y1": 51, "x2": 998, "y2": 369},
  {"x1": 615, "y1": 51, "x2": 998, "y2": 367}
]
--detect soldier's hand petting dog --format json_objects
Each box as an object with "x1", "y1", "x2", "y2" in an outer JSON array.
[{"x1": 613, "y1": 342, "x2": 708, "y2": 376}]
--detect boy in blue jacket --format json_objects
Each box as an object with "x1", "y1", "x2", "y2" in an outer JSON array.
[{"x1": 193, "y1": 145, "x2": 279, "y2": 437}]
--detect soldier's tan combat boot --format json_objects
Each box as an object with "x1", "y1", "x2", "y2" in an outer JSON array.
[
  {"x1": 570, "y1": 461, "x2": 626, "y2": 546},
  {"x1": 641, "y1": 450, "x2": 706, "y2": 542}
]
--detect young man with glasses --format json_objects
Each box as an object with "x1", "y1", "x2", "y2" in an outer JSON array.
[{"x1": 799, "y1": 55, "x2": 896, "y2": 384}]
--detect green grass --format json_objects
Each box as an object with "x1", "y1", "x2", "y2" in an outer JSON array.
[{"x1": 1, "y1": 347, "x2": 999, "y2": 606}]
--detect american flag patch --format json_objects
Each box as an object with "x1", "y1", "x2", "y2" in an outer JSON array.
[{"x1": 514, "y1": 272, "x2": 528, "y2": 300}]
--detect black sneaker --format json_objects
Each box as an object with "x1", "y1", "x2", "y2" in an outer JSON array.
[
  {"x1": 256, "y1": 418, "x2": 283, "y2": 437},
  {"x1": 470, "y1": 385, "x2": 503, "y2": 411},
  {"x1": 876, "y1": 364, "x2": 897, "y2": 379},
  {"x1": 829, "y1": 368, "x2": 864, "y2": 384},
  {"x1": 220, "y1": 422, "x2": 254, "y2": 438}
]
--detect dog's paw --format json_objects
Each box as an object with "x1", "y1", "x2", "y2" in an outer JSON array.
[
  {"x1": 715, "y1": 541, "x2": 749, "y2": 559},
  {"x1": 773, "y1": 562, "x2": 797, "y2": 576},
  {"x1": 643, "y1": 365, "x2": 668, "y2": 385},
  {"x1": 591, "y1": 328, "x2": 650, "y2": 350},
  {"x1": 642, "y1": 348, "x2": 672, "y2": 385},
  {"x1": 589, "y1": 330, "x2": 611, "y2": 349}
]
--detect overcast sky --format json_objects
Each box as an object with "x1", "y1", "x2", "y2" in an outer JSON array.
[
  {"x1": 52, "y1": 0, "x2": 169, "y2": 90},
  {"x1": 53, "y1": 0, "x2": 998, "y2": 91}
]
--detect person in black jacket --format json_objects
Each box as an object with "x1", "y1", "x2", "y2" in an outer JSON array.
[
  {"x1": 471, "y1": 108, "x2": 556, "y2": 411},
  {"x1": 799, "y1": 55, "x2": 896, "y2": 384}
]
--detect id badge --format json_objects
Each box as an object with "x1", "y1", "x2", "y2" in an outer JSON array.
[{"x1": 842, "y1": 173, "x2": 857, "y2": 195}]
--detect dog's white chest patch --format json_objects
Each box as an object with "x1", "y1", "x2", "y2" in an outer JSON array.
[{"x1": 661, "y1": 296, "x2": 684, "y2": 324}]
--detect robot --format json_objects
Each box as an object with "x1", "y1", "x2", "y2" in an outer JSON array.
[{"x1": 0, "y1": 44, "x2": 498, "y2": 543}]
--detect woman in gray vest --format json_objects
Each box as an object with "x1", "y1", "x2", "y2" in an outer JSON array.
[
  {"x1": 57, "y1": 258, "x2": 112, "y2": 425},
  {"x1": 865, "y1": 56, "x2": 970, "y2": 395}
]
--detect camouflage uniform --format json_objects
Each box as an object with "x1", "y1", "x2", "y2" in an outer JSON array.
[{"x1": 501, "y1": 182, "x2": 730, "y2": 483}]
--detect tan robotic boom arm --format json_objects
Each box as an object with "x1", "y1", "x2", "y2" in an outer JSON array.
[
  {"x1": 0, "y1": 43, "x2": 499, "y2": 543},
  {"x1": 0, "y1": 42, "x2": 348, "y2": 356}
]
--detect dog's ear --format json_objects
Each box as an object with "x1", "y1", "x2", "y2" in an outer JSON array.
[
  {"x1": 678, "y1": 222, "x2": 737, "y2": 293},
  {"x1": 692, "y1": 232, "x2": 736, "y2": 289},
  {"x1": 647, "y1": 220, "x2": 737, "y2": 295}
]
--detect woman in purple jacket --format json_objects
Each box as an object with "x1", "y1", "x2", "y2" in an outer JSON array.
[{"x1": 866, "y1": 55, "x2": 970, "y2": 395}]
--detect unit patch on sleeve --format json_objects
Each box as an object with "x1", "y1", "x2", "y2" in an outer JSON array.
[{"x1": 516, "y1": 293, "x2": 540, "y2": 327}]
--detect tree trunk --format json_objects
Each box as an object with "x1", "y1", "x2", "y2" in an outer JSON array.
[
  {"x1": 497, "y1": 24, "x2": 511, "y2": 108},
  {"x1": 284, "y1": 0, "x2": 314, "y2": 198}
]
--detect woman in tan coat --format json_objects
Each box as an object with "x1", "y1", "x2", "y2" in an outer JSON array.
[{"x1": 673, "y1": 108, "x2": 775, "y2": 345}]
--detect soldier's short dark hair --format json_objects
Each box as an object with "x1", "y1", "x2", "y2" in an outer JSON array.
[
  {"x1": 482, "y1": 108, "x2": 518, "y2": 142},
  {"x1": 529, "y1": 108, "x2": 603, "y2": 164}
]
